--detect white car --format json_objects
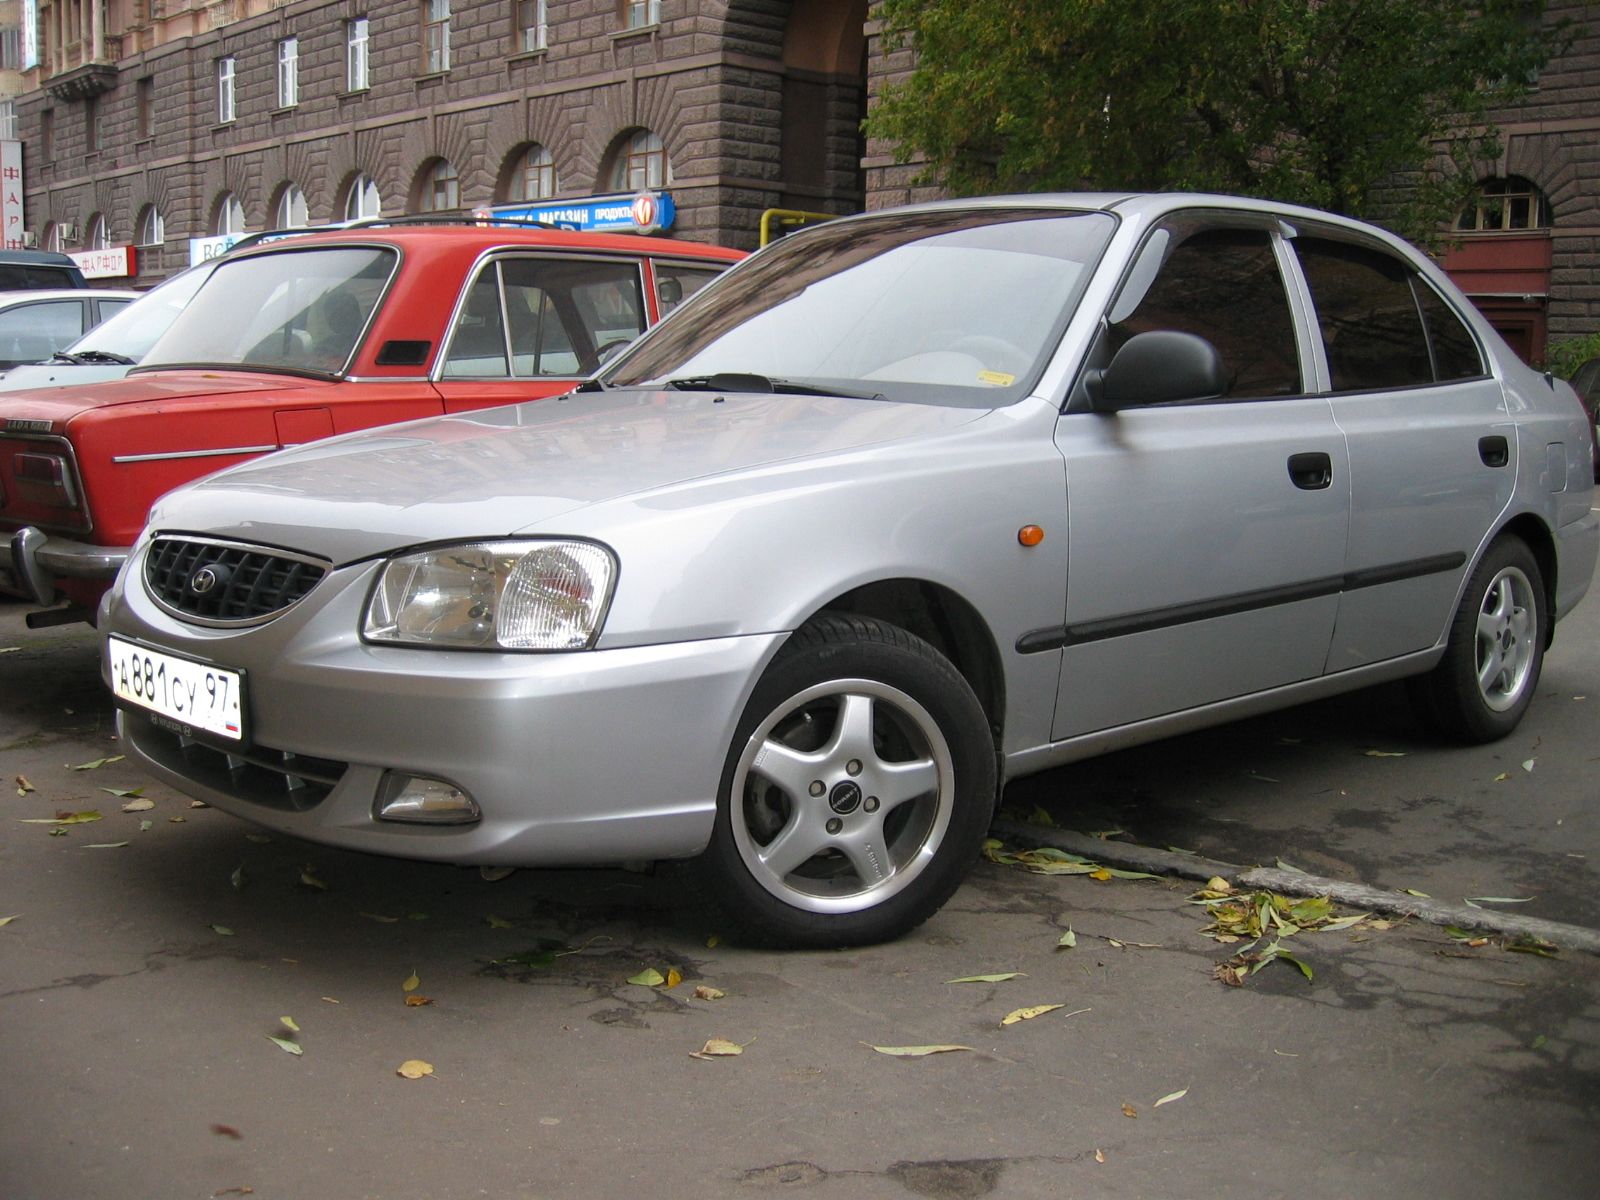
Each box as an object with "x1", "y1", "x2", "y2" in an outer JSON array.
[{"x1": 0, "y1": 289, "x2": 136, "y2": 373}]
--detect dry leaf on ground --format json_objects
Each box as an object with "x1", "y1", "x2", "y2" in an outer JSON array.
[
  {"x1": 396, "y1": 1059, "x2": 434, "y2": 1079},
  {"x1": 868, "y1": 1044, "x2": 972, "y2": 1057}
]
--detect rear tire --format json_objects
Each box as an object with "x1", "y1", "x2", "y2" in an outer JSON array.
[
  {"x1": 692, "y1": 614, "x2": 996, "y2": 948},
  {"x1": 1408, "y1": 536, "x2": 1547, "y2": 743}
]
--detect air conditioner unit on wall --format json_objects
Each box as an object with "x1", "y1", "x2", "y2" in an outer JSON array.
[{"x1": 20, "y1": 231, "x2": 35, "y2": 246}]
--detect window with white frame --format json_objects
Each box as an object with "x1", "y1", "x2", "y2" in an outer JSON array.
[
  {"x1": 514, "y1": 144, "x2": 558, "y2": 201},
  {"x1": 217, "y1": 56, "x2": 236, "y2": 123},
  {"x1": 609, "y1": 129, "x2": 670, "y2": 192},
  {"x1": 277, "y1": 37, "x2": 299, "y2": 108},
  {"x1": 345, "y1": 174, "x2": 382, "y2": 220},
  {"x1": 516, "y1": 0, "x2": 547, "y2": 51},
  {"x1": 422, "y1": 160, "x2": 459, "y2": 212},
  {"x1": 424, "y1": 0, "x2": 451, "y2": 73},
  {"x1": 137, "y1": 206, "x2": 165, "y2": 247},
  {"x1": 87, "y1": 215, "x2": 109, "y2": 250},
  {"x1": 347, "y1": 17, "x2": 370, "y2": 90},
  {"x1": 276, "y1": 184, "x2": 309, "y2": 229},
  {"x1": 217, "y1": 193, "x2": 245, "y2": 235},
  {"x1": 623, "y1": 0, "x2": 659, "y2": 29},
  {"x1": 0, "y1": 100, "x2": 15, "y2": 141}
]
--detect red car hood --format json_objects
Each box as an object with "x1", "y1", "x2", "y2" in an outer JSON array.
[{"x1": 0, "y1": 370, "x2": 325, "y2": 427}]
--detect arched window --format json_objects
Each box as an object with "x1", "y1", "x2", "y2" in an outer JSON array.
[
  {"x1": 86, "y1": 214, "x2": 109, "y2": 250},
  {"x1": 420, "y1": 159, "x2": 459, "y2": 212},
  {"x1": 216, "y1": 193, "x2": 245, "y2": 235},
  {"x1": 513, "y1": 144, "x2": 558, "y2": 202},
  {"x1": 43, "y1": 222, "x2": 63, "y2": 251},
  {"x1": 137, "y1": 206, "x2": 165, "y2": 247},
  {"x1": 607, "y1": 129, "x2": 670, "y2": 192},
  {"x1": 345, "y1": 173, "x2": 382, "y2": 221},
  {"x1": 275, "y1": 184, "x2": 309, "y2": 230},
  {"x1": 1457, "y1": 177, "x2": 1552, "y2": 232}
]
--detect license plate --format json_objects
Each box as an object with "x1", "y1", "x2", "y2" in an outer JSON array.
[{"x1": 108, "y1": 636, "x2": 245, "y2": 743}]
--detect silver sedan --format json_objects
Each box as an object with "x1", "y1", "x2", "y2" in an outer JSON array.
[{"x1": 100, "y1": 193, "x2": 1600, "y2": 946}]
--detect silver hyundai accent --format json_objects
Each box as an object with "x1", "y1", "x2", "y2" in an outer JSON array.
[{"x1": 100, "y1": 194, "x2": 1600, "y2": 946}]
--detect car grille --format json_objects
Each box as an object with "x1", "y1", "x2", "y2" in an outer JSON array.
[
  {"x1": 145, "y1": 536, "x2": 328, "y2": 625},
  {"x1": 124, "y1": 712, "x2": 347, "y2": 812}
]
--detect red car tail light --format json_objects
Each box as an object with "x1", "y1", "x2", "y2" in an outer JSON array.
[{"x1": 13, "y1": 452, "x2": 81, "y2": 508}]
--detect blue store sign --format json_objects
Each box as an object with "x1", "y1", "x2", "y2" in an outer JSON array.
[{"x1": 474, "y1": 191, "x2": 677, "y2": 236}]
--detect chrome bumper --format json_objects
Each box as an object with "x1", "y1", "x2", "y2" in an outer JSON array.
[{"x1": 0, "y1": 526, "x2": 127, "y2": 604}]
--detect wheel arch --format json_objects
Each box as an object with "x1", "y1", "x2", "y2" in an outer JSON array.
[
  {"x1": 1492, "y1": 512, "x2": 1558, "y2": 647},
  {"x1": 808, "y1": 577, "x2": 1006, "y2": 756}
]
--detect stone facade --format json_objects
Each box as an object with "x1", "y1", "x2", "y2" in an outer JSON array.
[{"x1": 15, "y1": 0, "x2": 871, "y2": 284}]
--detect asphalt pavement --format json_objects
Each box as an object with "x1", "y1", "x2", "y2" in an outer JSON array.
[{"x1": 1, "y1": 576, "x2": 1597, "y2": 1199}]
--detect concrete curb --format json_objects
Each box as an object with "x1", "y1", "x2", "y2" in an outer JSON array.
[{"x1": 988, "y1": 819, "x2": 1600, "y2": 957}]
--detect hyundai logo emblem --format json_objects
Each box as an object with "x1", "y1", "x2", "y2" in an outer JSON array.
[{"x1": 189, "y1": 566, "x2": 223, "y2": 595}]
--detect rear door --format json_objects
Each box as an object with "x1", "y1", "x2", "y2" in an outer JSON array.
[
  {"x1": 1050, "y1": 216, "x2": 1349, "y2": 738},
  {"x1": 1286, "y1": 233, "x2": 1512, "y2": 670}
]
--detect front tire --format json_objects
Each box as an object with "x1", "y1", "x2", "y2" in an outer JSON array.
[
  {"x1": 1409, "y1": 535, "x2": 1547, "y2": 743},
  {"x1": 693, "y1": 614, "x2": 996, "y2": 947}
]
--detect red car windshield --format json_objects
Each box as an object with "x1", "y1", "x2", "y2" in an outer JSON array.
[{"x1": 141, "y1": 246, "x2": 396, "y2": 375}]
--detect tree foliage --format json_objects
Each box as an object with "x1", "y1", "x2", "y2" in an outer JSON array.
[{"x1": 865, "y1": 0, "x2": 1569, "y2": 240}]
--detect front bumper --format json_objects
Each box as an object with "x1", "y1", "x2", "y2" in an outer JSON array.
[
  {"x1": 1, "y1": 525, "x2": 126, "y2": 604},
  {"x1": 103, "y1": 548, "x2": 783, "y2": 867}
]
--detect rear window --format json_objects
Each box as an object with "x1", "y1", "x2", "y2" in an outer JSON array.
[{"x1": 0, "y1": 264, "x2": 81, "y2": 290}]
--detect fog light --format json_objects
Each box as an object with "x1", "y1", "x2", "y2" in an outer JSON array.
[{"x1": 375, "y1": 773, "x2": 481, "y2": 825}]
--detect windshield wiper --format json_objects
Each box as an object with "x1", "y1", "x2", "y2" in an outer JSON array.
[
  {"x1": 64, "y1": 349, "x2": 137, "y2": 365},
  {"x1": 662, "y1": 372, "x2": 884, "y2": 401}
]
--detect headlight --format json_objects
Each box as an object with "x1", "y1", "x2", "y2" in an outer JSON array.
[{"x1": 363, "y1": 539, "x2": 617, "y2": 650}]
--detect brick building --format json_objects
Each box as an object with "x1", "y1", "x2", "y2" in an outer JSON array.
[
  {"x1": 7, "y1": 0, "x2": 871, "y2": 285},
  {"x1": 1435, "y1": 1, "x2": 1600, "y2": 365}
]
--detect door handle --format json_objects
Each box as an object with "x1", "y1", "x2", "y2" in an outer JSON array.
[
  {"x1": 1287, "y1": 451, "x2": 1333, "y2": 490},
  {"x1": 1479, "y1": 435, "x2": 1509, "y2": 468}
]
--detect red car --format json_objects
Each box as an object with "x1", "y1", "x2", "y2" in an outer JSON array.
[{"x1": 0, "y1": 222, "x2": 742, "y2": 624}]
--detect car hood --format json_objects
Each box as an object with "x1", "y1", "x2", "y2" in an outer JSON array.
[
  {"x1": 149, "y1": 388, "x2": 991, "y2": 563},
  {"x1": 0, "y1": 369, "x2": 323, "y2": 425}
]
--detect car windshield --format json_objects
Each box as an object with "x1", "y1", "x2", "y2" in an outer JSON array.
[
  {"x1": 606, "y1": 208, "x2": 1117, "y2": 406},
  {"x1": 62, "y1": 262, "x2": 215, "y2": 361},
  {"x1": 141, "y1": 246, "x2": 396, "y2": 374}
]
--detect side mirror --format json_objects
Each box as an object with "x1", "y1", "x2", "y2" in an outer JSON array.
[{"x1": 1086, "y1": 330, "x2": 1227, "y2": 410}]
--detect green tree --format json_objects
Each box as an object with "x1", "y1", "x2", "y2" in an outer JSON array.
[{"x1": 865, "y1": 0, "x2": 1569, "y2": 240}]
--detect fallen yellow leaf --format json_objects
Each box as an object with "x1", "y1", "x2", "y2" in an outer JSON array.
[
  {"x1": 693, "y1": 985, "x2": 725, "y2": 1001},
  {"x1": 1121, "y1": 1103, "x2": 1137, "y2": 1118},
  {"x1": 396, "y1": 1059, "x2": 434, "y2": 1079},
  {"x1": 279, "y1": 1016, "x2": 300, "y2": 1033},
  {"x1": 19, "y1": 809, "x2": 102, "y2": 825},
  {"x1": 665, "y1": 967, "x2": 683, "y2": 989},
  {"x1": 120, "y1": 798, "x2": 155, "y2": 813},
  {"x1": 628, "y1": 967, "x2": 665, "y2": 987},
  {"x1": 868, "y1": 1044, "x2": 972, "y2": 1057},
  {"x1": 0, "y1": 915, "x2": 19, "y2": 927},
  {"x1": 401, "y1": 971, "x2": 420, "y2": 992},
  {"x1": 15, "y1": 776, "x2": 33, "y2": 795},
  {"x1": 1089, "y1": 868, "x2": 1112, "y2": 881},
  {"x1": 1094, "y1": 1149, "x2": 1105, "y2": 1164},
  {"x1": 692, "y1": 1038, "x2": 747, "y2": 1058},
  {"x1": 1153, "y1": 1088, "x2": 1188, "y2": 1107},
  {"x1": 1001, "y1": 1004, "x2": 1067, "y2": 1026},
  {"x1": 946, "y1": 972, "x2": 1025, "y2": 984},
  {"x1": 404, "y1": 995, "x2": 434, "y2": 1007}
]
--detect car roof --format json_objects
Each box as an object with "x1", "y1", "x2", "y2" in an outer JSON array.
[
  {"x1": 0, "y1": 249, "x2": 80, "y2": 267},
  {"x1": 0, "y1": 288, "x2": 138, "y2": 304},
  {"x1": 221, "y1": 222, "x2": 746, "y2": 265}
]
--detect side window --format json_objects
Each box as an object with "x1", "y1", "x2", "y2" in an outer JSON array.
[
  {"x1": 1292, "y1": 237, "x2": 1435, "y2": 392},
  {"x1": 1415, "y1": 282, "x2": 1484, "y2": 382},
  {"x1": 0, "y1": 300, "x2": 86, "y2": 363},
  {"x1": 1108, "y1": 226, "x2": 1301, "y2": 399},
  {"x1": 497, "y1": 257, "x2": 645, "y2": 377},
  {"x1": 442, "y1": 268, "x2": 510, "y2": 379},
  {"x1": 655, "y1": 262, "x2": 724, "y2": 316}
]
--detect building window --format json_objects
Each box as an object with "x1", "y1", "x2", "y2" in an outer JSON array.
[
  {"x1": 277, "y1": 37, "x2": 299, "y2": 108},
  {"x1": 136, "y1": 78, "x2": 154, "y2": 139},
  {"x1": 1457, "y1": 176, "x2": 1551, "y2": 232},
  {"x1": 43, "y1": 222, "x2": 62, "y2": 252},
  {"x1": 516, "y1": 0, "x2": 547, "y2": 51},
  {"x1": 84, "y1": 96, "x2": 98, "y2": 152},
  {"x1": 137, "y1": 206, "x2": 165, "y2": 247},
  {"x1": 0, "y1": 26, "x2": 23, "y2": 70},
  {"x1": 0, "y1": 100, "x2": 15, "y2": 141},
  {"x1": 622, "y1": 0, "x2": 659, "y2": 29},
  {"x1": 86, "y1": 214, "x2": 109, "y2": 250},
  {"x1": 217, "y1": 56, "x2": 236, "y2": 124},
  {"x1": 345, "y1": 173, "x2": 382, "y2": 220},
  {"x1": 608, "y1": 129, "x2": 670, "y2": 192},
  {"x1": 276, "y1": 184, "x2": 308, "y2": 229},
  {"x1": 40, "y1": 110, "x2": 53, "y2": 160},
  {"x1": 421, "y1": 160, "x2": 459, "y2": 212},
  {"x1": 514, "y1": 145, "x2": 558, "y2": 201},
  {"x1": 217, "y1": 193, "x2": 245, "y2": 235},
  {"x1": 347, "y1": 17, "x2": 370, "y2": 90},
  {"x1": 424, "y1": 0, "x2": 451, "y2": 73}
]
